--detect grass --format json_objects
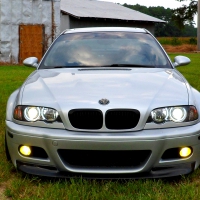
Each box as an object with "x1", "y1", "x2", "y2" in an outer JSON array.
[
  {"x1": 1, "y1": 54, "x2": 200, "y2": 199},
  {"x1": 3, "y1": 175, "x2": 200, "y2": 200},
  {"x1": 157, "y1": 37, "x2": 197, "y2": 45},
  {"x1": 169, "y1": 53, "x2": 200, "y2": 91}
]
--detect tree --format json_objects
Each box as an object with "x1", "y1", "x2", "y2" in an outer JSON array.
[
  {"x1": 172, "y1": 0, "x2": 198, "y2": 29},
  {"x1": 172, "y1": 0, "x2": 200, "y2": 51},
  {"x1": 123, "y1": 4, "x2": 197, "y2": 37}
]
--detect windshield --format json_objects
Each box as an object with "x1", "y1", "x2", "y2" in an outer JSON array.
[{"x1": 39, "y1": 31, "x2": 172, "y2": 69}]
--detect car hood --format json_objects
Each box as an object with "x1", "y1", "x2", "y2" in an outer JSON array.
[{"x1": 21, "y1": 68, "x2": 188, "y2": 129}]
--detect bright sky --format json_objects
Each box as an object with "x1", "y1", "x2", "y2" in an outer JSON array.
[{"x1": 98, "y1": 0, "x2": 197, "y2": 26}]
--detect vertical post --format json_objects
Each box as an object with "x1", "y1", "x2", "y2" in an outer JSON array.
[
  {"x1": 198, "y1": 0, "x2": 200, "y2": 51},
  {"x1": 51, "y1": 0, "x2": 55, "y2": 42}
]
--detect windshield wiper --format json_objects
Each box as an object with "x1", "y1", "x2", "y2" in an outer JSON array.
[
  {"x1": 53, "y1": 66, "x2": 100, "y2": 68},
  {"x1": 108, "y1": 64, "x2": 155, "y2": 68},
  {"x1": 53, "y1": 66, "x2": 68, "y2": 68}
]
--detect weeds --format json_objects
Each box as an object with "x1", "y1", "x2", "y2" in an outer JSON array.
[{"x1": 157, "y1": 37, "x2": 197, "y2": 45}]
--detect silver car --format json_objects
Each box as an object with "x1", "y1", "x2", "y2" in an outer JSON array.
[{"x1": 5, "y1": 27, "x2": 200, "y2": 178}]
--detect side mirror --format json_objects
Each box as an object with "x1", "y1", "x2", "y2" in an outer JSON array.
[
  {"x1": 173, "y1": 56, "x2": 190, "y2": 67},
  {"x1": 23, "y1": 57, "x2": 38, "y2": 68}
]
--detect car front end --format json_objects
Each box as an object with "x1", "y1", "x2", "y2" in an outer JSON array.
[{"x1": 5, "y1": 27, "x2": 200, "y2": 178}]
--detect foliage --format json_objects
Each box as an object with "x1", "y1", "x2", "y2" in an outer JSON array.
[
  {"x1": 157, "y1": 37, "x2": 197, "y2": 45},
  {"x1": 172, "y1": 0, "x2": 198, "y2": 29},
  {"x1": 189, "y1": 37, "x2": 197, "y2": 44},
  {"x1": 171, "y1": 37, "x2": 183, "y2": 45},
  {"x1": 123, "y1": 4, "x2": 197, "y2": 37}
]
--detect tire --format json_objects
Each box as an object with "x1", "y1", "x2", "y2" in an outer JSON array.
[{"x1": 5, "y1": 132, "x2": 11, "y2": 161}]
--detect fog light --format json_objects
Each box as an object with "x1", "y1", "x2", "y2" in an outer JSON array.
[
  {"x1": 19, "y1": 146, "x2": 31, "y2": 156},
  {"x1": 179, "y1": 147, "x2": 192, "y2": 158}
]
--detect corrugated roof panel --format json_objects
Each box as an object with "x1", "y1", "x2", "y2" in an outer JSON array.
[
  {"x1": 64, "y1": 27, "x2": 147, "y2": 34},
  {"x1": 61, "y1": 0, "x2": 165, "y2": 23}
]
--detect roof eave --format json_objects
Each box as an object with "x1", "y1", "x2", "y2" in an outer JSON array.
[
  {"x1": 61, "y1": 10, "x2": 80, "y2": 19},
  {"x1": 60, "y1": 10, "x2": 166, "y2": 23}
]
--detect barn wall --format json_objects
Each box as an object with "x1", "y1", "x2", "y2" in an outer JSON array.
[
  {"x1": 60, "y1": 13, "x2": 70, "y2": 32},
  {"x1": 0, "y1": 0, "x2": 60, "y2": 63},
  {"x1": 60, "y1": 15, "x2": 155, "y2": 35}
]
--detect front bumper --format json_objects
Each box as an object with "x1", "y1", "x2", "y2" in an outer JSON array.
[{"x1": 6, "y1": 120, "x2": 200, "y2": 178}]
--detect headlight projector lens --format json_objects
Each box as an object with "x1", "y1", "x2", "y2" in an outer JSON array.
[
  {"x1": 170, "y1": 107, "x2": 187, "y2": 122},
  {"x1": 41, "y1": 107, "x2": 58, "y2": 122},
  {"x1": 24, "y1": 107, "x2": 40, "y2": 122},
  {"x1": 151, "y1": 108, "x2": 168, "y2": 123}
]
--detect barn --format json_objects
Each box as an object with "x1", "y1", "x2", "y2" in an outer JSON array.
[
  {"x1": 0, "y1": 0, "x2": 60, "y2": 64},
  {"x1": 60, "y1": 0, "x2": 165, "y2": 34},
  {"x1": 0, "y1": 0, "x2": 165, "y2": 64}
]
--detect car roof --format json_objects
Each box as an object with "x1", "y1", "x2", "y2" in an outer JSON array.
[{"x1": 63, "y1": 27, "x2": 148, "y2": 34}]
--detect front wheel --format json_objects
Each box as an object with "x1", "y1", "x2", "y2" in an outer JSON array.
[{"x1": 5, "y1": 132, "x2": 11, "y2": 161}]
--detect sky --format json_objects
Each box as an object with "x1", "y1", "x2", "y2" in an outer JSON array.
[{"x1": 98, "y1": 0, "x2": 197, "y2": 26}]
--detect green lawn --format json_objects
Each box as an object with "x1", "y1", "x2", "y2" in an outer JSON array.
[
  {"x1": 1, "y1": 53, "x2": 200, "y2": 199},
  {"x1": 169, "y1": 53, "x2": 200, "y2": 91}
]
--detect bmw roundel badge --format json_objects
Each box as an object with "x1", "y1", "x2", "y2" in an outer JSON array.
[{"x1": 99, "y1": 98, "x2": 110, "y2": 105}]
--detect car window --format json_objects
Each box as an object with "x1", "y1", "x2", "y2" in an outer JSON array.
[{"x1": 40, "y1": 32, "x2": 172, "y2": 69}]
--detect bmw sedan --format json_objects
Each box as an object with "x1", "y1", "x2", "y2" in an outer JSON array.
[{"x1": 5, "y1": 27, "x2": 200, "y2": 178}]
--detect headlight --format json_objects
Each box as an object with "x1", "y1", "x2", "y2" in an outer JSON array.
[
  {"x1": 151, "y1": 108, "x2": 168, "y2": 123},
  {"x1": 41, "y1": 107, "x2": 58, "y2": 122},
  {"x1": 24, "y1": 107, "x2": 40, "y2": 122},
  {"x1": 149, "y1": 106, "x2": 198, "y2": 124},
  {"x1": 169, "y1": 107, "x2": 187, "y2": 122},
  {"x1": 14, "y1": 106, "x2": 60, "y2": 122}
]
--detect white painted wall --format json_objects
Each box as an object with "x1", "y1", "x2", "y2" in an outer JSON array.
[
  {"x1": 60, "y1": 13, "x2": 70, "y2": 32},
  {"x1": 0, "y1": 0, "x2": 60, "y2": 63}
]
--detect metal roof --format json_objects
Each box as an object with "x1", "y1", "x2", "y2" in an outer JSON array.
[
  {"x1": 60, "y1": 0, "x2": 165, "y2": 23},
  {"x1": 64, "y1": 27, "x2": 148, "y2": 34}
]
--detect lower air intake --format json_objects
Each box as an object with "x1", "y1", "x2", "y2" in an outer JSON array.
[{"x1": 58, "y1": 150, "x2": 151, "y2": 168}]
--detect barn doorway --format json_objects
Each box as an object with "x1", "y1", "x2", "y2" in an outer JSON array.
[{"x1": 19, "y1": 24, "x2": 44, "y2": 64}]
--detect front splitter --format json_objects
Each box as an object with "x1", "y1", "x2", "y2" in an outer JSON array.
[{"x1": 17, "y1": 161, "x2": 195, "y2": 179}]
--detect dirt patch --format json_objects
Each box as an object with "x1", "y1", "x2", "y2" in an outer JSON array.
[
  {"x1": 0, "y1": 186, "x2": 7, "y2": 200},
  {"x1": 162, "y1": 44, "x2": 197, "y2": 53},
  {"x1": 0, "y1": 62, "x2": 22, "y2": 66},
  {"x1": 0, "y1": 181, "x2": 12, "y2": 200}
]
